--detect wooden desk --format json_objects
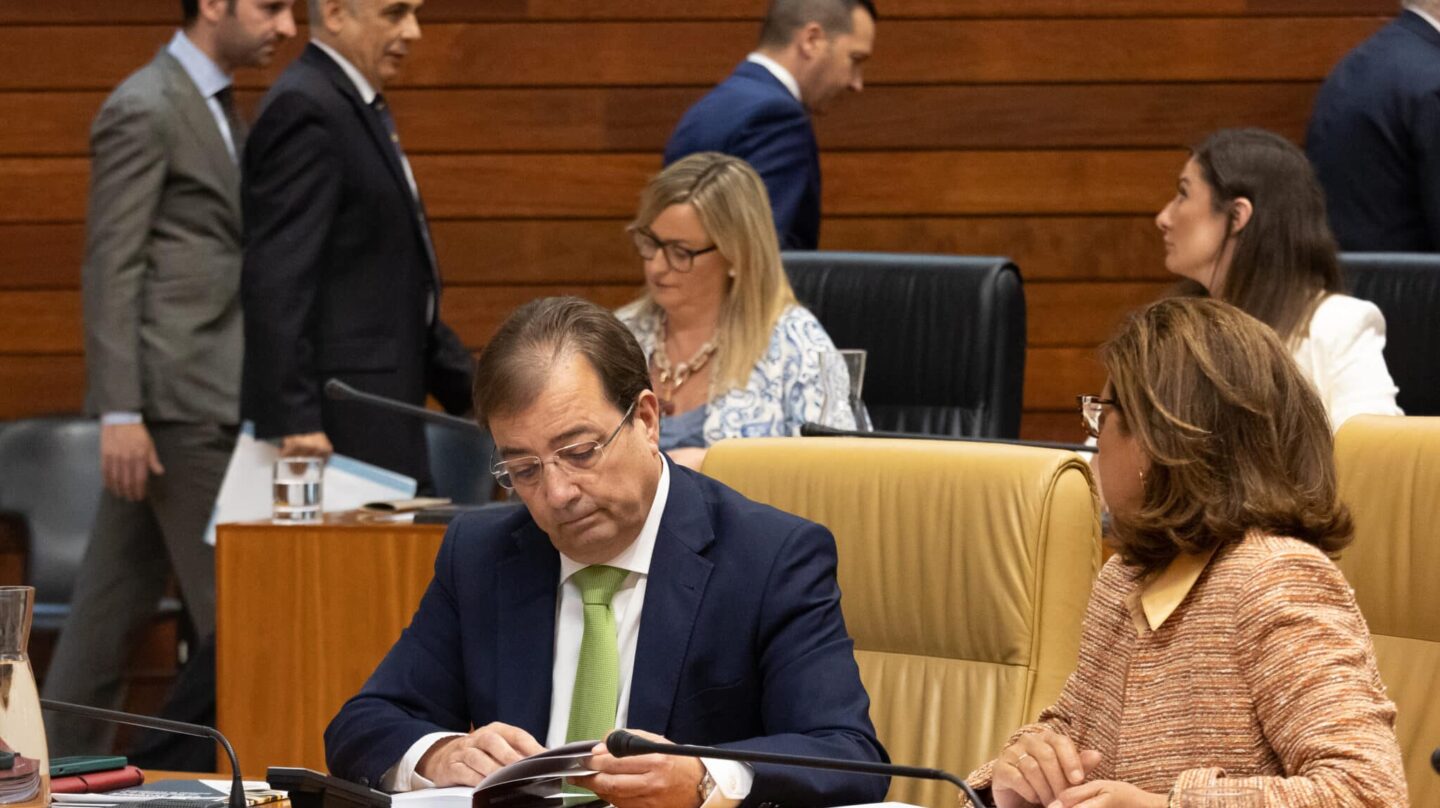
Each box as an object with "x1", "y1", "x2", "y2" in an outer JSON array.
[{"x1": 215, "y1": 516, "x2": 445, "y2": 773}]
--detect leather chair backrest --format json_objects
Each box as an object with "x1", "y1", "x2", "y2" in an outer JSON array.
[
  {"x1": 424, "y1": 422, "x2": 495, "y2": 505},
  {"x1": 782, "y1": 252, "x2": 1026, "y2": 439},
  {"x1": 1341, "y1": 252, "x2": 1440, "y2": 416},
  {"x1": 702, "y1": 437, "x2": 1099, "y2": 807},
  {"x1": 1334, "y1": 415, "x2": 1440, "y2": 806},
  {"x1": 0, "y1": 417, "x2": 102, "y2": 618}
]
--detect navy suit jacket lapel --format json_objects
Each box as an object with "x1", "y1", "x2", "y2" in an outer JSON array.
[
  {"x1": 302, "y1": 45, "x2": 417, "y2": 219},
  {"x1": 734, "y1": 60, "x2": 801, "y2": 108},
  {"x1": 1399, "y1": 10, "x2": 1440, "y2": 49},
  {"x1": 495, "y1": 519, "x2": 560, "y2": 739},
  {"x1": 627, "y1": 464, "x2": 716, "y2": 734},
  {"x1": 158, "y1": 50, "x2": 241, "y2": 223}
]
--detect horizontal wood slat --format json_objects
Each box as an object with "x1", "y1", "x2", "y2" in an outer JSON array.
[
  {"x1": 0, "y1": 151, "x2": 1186, "y2": 223},
  {"x1": 0, "y1": 348, "x2": 1107, "y2": 424},
  {"x1": 0, "y1": 18, "x2": 1383, "y2": 90},
  {"x1": 0, "y1": 0, "x2": 1398, "y2": 24},
  {"x1": 0, "y1": 280, "x2": 1170, "y2": 357},
  {"x1": 0, "y1": 82, "x2": 1319, "y2": 157},
  {"x1": 0, "y1": 216, "x2": 1173, "y2": 290}
]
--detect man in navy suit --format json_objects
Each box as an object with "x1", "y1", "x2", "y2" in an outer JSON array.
[
  {"x1": 1306, "y1": 0, "x2": 1440, "y2": 251},
  {"x1": 241, "y1": 0, "x2": 473, "y2": 489},
  {"x1": 325, "y1": 297, "x2": 887, "y2": 808},
  {"x1": 664, "y1": 0, "x2": 877, "y2": 250}
]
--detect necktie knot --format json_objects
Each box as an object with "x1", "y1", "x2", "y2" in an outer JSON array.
[{"x1": 573, "y1": 565, "x2": 628, "y2": 606}]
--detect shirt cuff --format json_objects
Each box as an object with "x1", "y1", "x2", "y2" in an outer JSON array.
[
  {"x1": 699, "y1": 758, "x2": 753, "y2": 808},
  {"x1": 380, "y1": 731, "x2": 466, "y2": 792},
  {"x1": 101, "y1": 412, "x2": 144, "y2": 426}
]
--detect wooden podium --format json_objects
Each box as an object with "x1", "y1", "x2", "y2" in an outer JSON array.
[{"x1": 215, "y1": 515, "x2": 446, "y2": 773}]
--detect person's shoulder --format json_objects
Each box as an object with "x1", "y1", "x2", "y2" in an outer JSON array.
[
  {"x1": 442, "y1": 503, "x2": 534, "y2": 560},
  {"x1": 1213, "y1": 533, "x2": 1342, "y2": 589},
  {"x1": 100, "y1": 56, "x2": 171, "y2": 116},
  {"x1": 773, "y1": 303, "x2": 836, "y2": 349},
  {"x1": 680, "y1": 464, "x2": 821, "y2": 547},
  {"x1": 1309, "y1": 293, "x2": 1386, "y2": 338}
]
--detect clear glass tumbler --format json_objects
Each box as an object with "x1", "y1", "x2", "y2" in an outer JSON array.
[{"x1": 0, "y1": 586, "x2": 49, "y2": 808}]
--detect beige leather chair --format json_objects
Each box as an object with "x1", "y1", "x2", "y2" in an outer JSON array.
[
  {"x1": 1334, "y1": 416, "x2": 1440, "y2": 807},
  {"x1": 702, "y1": 437, "x2": 1101, "y2": 807}
]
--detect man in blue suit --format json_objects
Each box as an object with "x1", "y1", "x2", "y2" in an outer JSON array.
[
  {"x1": 664, "y1": 0, "x2": 877, "y2": 250},
  {"x1": 325, "y1": 297, "x2": 887, "y2": 808},
  {"x1": 1306, "y1": 0, "x2": 1440, "y2": 251}
]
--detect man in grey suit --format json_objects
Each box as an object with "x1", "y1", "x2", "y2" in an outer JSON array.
[{"x1": 43, "y1": 0, "x2": 296, "y2": 754}]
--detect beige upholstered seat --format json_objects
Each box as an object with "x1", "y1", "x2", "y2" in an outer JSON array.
[
  {"x1": 702, "y1": 437, "x2": 1101, "y2": 807},
  {"x1": 1334, "y1": 416, "x2": 1440, "y2": 807}
]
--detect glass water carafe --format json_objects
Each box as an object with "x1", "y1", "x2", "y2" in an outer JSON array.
[{"x1": 0, "y1": 587, "x2": 47, "y2": 808}]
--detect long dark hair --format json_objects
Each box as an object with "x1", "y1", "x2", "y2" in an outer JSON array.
[{"x1": 1182, "y1": 128, "x2": 1344, "y2": 344}]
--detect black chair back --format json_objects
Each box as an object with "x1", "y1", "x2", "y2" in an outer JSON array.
[
  {"x1": 0, "y1": 416, "x2": 103, "y2": 629},
  {"x1": 1341, "y1": 252, "x2": 1440, "y2": 417},
  {"x1": 782, "y1": 251, "x2": 1026, "y2": 438},
  {"x1": 425, "y1": 421, "x2": 496, "y2": 505}
]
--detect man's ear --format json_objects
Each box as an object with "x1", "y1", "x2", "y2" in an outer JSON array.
[
  {"x1": 632, "y1": 390, "x2": 662, "y2": 453},
  {"x1": 796, "y1": 21, "x2": 828, "y2": 60},
  {"x1": 319, "y1": 0, "x2": 349, "y2": 35},
  {"x1": 197, "y1": 0, "x2": 229, "y2": 25},
  {"x1": 1229, "y1": 196, "x2": 1254, "y2": 235}
]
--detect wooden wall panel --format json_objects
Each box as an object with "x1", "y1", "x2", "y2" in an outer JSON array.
[{"x1": 0, "y1": 7, "x2": 1392, "y2": 443}]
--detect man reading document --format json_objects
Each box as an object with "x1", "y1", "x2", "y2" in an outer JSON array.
[{"x1": 324, "y1": 297, "x2": 887, "y2": 808}]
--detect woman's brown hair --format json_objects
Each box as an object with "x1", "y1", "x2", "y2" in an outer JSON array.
[
  {"x1": 1178, "y1": 128, "x2": 1345, "y2": 345},
  {"x1": 1101, "y1": 297, "x2": 1352, "y2": 570}
]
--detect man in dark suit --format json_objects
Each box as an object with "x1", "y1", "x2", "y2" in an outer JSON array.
[
  {"x1": 664, "y1": 0, "x2": 877, "y2": 250},
  {"x1": 242, "y1": 0, "x2": 473, "y2": 489},
  {"x1": 44, "y1": 0, "x2": 296, "y2": 754},
  {"x1": 325, "y1": 298, "x2": 887, "y2": 808},
  {"x1": 1306, "y1": 0, "x2": 1440, "y2": 251}
]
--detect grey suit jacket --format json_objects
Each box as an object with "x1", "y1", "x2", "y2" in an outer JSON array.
[{"x1": 82, "y1": 48, "x2": 243, "y2": 425}]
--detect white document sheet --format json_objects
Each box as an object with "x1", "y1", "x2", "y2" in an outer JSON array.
[{"x1": 204, "y1": 422, "x2": 417, "y2": 544}]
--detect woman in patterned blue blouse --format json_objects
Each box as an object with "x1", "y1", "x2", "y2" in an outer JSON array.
[{"x1": 617, "y1": 152, "x2": 854, "y2": 469}]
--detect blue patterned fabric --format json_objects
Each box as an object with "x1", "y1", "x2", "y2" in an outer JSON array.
[
  {"x1": 618, "y1": 302, "x2": 855, "y2": 446},
  {"x1": 659, "y1": 404, "x2": 709, "y2": 451}
]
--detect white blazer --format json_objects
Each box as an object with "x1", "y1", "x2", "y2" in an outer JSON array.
[{"x1": 1290, "y1": 294, "x2": 1403, "y2": 431}]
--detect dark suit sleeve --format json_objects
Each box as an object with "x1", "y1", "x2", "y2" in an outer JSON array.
[
  {"x1": 324, "y1": 522, "x2": 473, "y2": 786},
  {"x1": 426, "y1": 318, "x2": 475, "y2": 416},
  {"x1": 81, "y1": 90, "x2": 169, "y2": 414},
  {"x1": 1416, "y1": 87, "x2": 1440, "y2": 250},
  {"x1": 729, "y1": 100, "x2": 817, "y2": 251},
  {"x1": 722, "y1": 520, "x2": 890, "y2": 807},
  {"x1": 241, "y1": 90, "x2": 342, "y2": 438}
]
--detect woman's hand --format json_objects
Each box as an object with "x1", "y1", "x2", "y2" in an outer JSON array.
[
  {"x1": 991, "y1": 729, "x2": 1103, "y2": 808},
  {"x1": 1054, "y1": 780, "x2": 1167, "y2": 808}
]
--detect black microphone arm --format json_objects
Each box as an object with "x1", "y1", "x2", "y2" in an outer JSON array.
[
  {"x1": 41, "y1": 699, "x2": 246, "y2": 808},
  {"x1": 604, "y1": 729, "x2": 991, "y2": 808},
  {"x1": 323, "y1": 378, "x2": 482, "y2": 434},
  {"x1": 800, "y1": 422, "x2": 1091, "y2": 454},
  {"x1": 1433, "y1": 745, "x2": 1439, "y2": 775}
]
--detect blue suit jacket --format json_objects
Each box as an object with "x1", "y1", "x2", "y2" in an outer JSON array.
[
  {"x1": 325, "y1": 462, "x2": 888, "y2": 807},
  {"x1": 665, "y1": 61, "x2": 821, "y2": 250},
  {"x1": 1307, "y1": 11, "x2": 1440, "y2": 251}
]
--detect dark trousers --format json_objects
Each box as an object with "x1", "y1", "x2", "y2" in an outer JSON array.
[{"x1": 42, "y1": 421, "x2": 236, "y2": 754}]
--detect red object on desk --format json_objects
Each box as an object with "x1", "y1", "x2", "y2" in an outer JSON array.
[{"x1": 50, "y1": 765, "x2": 146, "y2": 793}]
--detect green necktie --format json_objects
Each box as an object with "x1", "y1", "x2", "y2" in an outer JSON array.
[{"x1": 565, "y1": 565, "x2": 630, "y2": 743}]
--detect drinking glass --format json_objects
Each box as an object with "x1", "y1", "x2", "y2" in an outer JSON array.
[
  {"x1": 1175, "y1": 785, "x2": 1262, "y2": 807},
  {"x1": 273, "y1": 456, "x2": 324, "y2": 523},
  {"x1": 0, "y1": 586, "x2": 49, "y2": 808},
  {"x1": 820, "y1": 349, "x2": 873, "y2": 431}
]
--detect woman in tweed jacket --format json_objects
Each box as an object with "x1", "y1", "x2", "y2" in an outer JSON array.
[{"x1": 970, "y1": 297, "x2": 1407, "y2": 807}]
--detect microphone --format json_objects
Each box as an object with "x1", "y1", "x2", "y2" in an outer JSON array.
[
  {"x1": 603, "y1": 729, "x2": 991, "y2": 808},
  {"x1": 323, "y1": 379, "x2": 481, "y2": 433},
  {"x1": 800, "y1": 422, "x2": 1091, "y2": 454},
  {"x1": 41, "y1": 699, "x2": 245, "y2": 808}
]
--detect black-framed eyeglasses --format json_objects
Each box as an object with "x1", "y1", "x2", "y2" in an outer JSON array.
[
  {"x1": 1077, "y1": 395, "x2": 1120, "y2": 439},
  {"x1": 629, "y1": 227, "x2": 719, "y2": 273},
  {"x1": 490, "y1": 401, "x2": 637, "y2": 490}
]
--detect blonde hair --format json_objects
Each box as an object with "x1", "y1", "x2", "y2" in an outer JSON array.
[{"x1": 628, "y1": 153, "x2": 797, "y2": 392}]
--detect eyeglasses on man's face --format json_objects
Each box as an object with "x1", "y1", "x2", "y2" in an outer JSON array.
[
  {"x1": 1077, "y1": 395, "x2": 1120, "y2": 439},
  {"x1": 629, "y1": 227, "x2": 719, "y2": 273},
  {"x1": 490, "y1": 401, "x2": 637, "y2": 491}
]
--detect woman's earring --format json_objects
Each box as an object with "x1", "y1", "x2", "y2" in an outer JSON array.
[{"x1": 727, "y1": 269, "x2": 737, "y2": 278}]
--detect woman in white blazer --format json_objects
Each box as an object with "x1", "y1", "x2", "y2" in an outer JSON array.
[{"x1": 1155, "y1": 128, "x2": 1402, "y2": 430}]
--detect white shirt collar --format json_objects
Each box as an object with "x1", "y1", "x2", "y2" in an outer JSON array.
[
  {"x1": 558, "y1": 455, "x2": 669, "y2": 582},
  {"x1": 1409, "y1": 6, "x2": 1440, "y2": 36},
  {"x1": 167, "y1": 29, "x2": 232, "y2": 100},
  {"x1": 746, "y1": 52, "x2": 802, "y2": 103},
  {"x1": 311, "y1": 38, "x2": 378, "y2": 104}
]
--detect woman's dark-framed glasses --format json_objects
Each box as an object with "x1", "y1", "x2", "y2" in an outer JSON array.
[
  {"x1": 490, "y1": 401, "x2": 637, "y2": 490},
  {"x1": 629, "y1": 227, "x2": 718, "y2": 273},
  {"x1": 1078, "y1": 395, "x2": 1120, "y2": 439}
]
